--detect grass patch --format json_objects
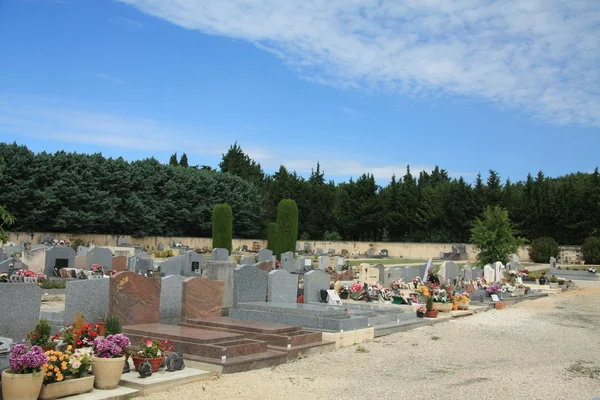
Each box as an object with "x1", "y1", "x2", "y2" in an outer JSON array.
[
  {"x1": 355, "y1": 345, "x2": 370, "y2": 353},
  {"x1": 431, "y1": 336, "x2": 441, "y2": 341}
]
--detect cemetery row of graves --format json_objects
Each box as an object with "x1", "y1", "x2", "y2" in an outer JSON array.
[{"x1": 0, "y1": 241, "x2": 597, "y2": 399}]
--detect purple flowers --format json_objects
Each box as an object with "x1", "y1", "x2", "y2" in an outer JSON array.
[
  {"x1": 8, "y1": 344, "x2": 48, "y2": 374},
  {"x1": 486, "y1": 283, "x2": 501, "y2": 294},
  {"x1": 93, "y1": 334, "x2": 130, "y2": 358}
]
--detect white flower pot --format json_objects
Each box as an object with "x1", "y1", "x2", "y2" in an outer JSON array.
[{"x1": 91, "y1": 356, "x2": 125, "y2": 389}]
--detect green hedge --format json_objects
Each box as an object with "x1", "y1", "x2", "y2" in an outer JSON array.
[
  {"x1": 212, "y1": 203, "x2": 233, "y2": 253},
  {"x1": 276, "y1": 199, "x2": 298, "y2": 258},
  {"x1": 267, "y1": 222, "x2": 278, "y2": 253}
]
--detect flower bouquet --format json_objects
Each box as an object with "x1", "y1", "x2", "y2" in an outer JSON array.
[
  {"x1": 486, "y1": 283, "x2": 501, "y2": 295},
  {"x1": 91, "y1": 334, "x2": 130, "y2": 390},
  {"x1": 349, "y1": 282, "x2": 365, "y2": 301},
  {"x1": 588, "y1": 267, "x2": 597, "y2": 274},
  {"x1": 91, "y1": 264, "x2": 104, "y2": 276}
]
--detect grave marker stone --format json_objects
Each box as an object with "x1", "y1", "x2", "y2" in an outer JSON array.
[
  {"x1": 358, "y1": 264, "x2": 379, "y2": 284},
  {"x1": 281, "y1": 252, "x2": 301, "y2": 273},
  {"x1": 212, "y1": 248, "x2": 229, "y2": 262},
  {"x1": 181, "y1": 277, "x2": 224, "y2": 320},
  {"x1": 326, "y1": 289, "x2": 342, "y2": 305},
  {"x1": 333, "y1": 256, "x2": 345, "y2": 271},
  {"x1": 64, "y1": 279, "x2": 110, "y2": 326},
  {"x1": 202, "y1": 261, "x2": 236, "y2": 309},
  {"x1": 240, "y1": 256, "x2": 255, "y2": 265},
  {"x1": 483, "y1": 265, "x2": 495, "y2": 282},
  {"x1": 493, "y1": 262, "x2": 505, "y2": 282},
  {"x1": 472, "y1": 266, "x2": 482, "y2": 279},
  {"x1": 373, "y1": 264, "x2": 385, "y2": 283},
  {"x1": 303, "y1": 270, "x2": 330, "y2": 304},
  {"x1": 318, "y1": 256, "x2": 329, "y2": 270},
  {"x1": 446, "y1": 261, "x2": 460, "y2": 280},
  {"x1": 268, "y1": 270, "x2": 298, "y2": 303},
  {"x1": 86, "y1": 247, "x2": 113, "y2": 270},
  {"x1": 109, "y1": 272, "x2": 161, "y2": 326},
  {"x1": 0, "y1": 284, "x2": 43, "y2": 341},
  {"x1": 258, "y1": 249, "x2": 273, "y2": 262},
  {"x1": 45, "y1": 246, "x2": 76, "y2": 277},
  {"x1": 254, "y1": 261, "x2": 273, "y2": 272},
  {"x1": 550, "y1": 257, "x2": 557, "y2": 269},
  {"x1": 461, "y1": 267, "x2": 473, "y2": 280},
  {"x1": 233, "y1": 264, "x2": 268, "y2": 304},
  {"x1": 159, "y1": 275, "x2": 185, "y2": 325},
  {"x1": 112, "y1": 256, "x2": 128, "y2": 272}
]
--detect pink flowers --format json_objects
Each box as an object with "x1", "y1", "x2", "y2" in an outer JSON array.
[
  {"x1": 350, "y1": 282, "x2": 364, "y2": 293},
  {"x1": 8, "y1": 344, "x2": 47, "y2": 374}
]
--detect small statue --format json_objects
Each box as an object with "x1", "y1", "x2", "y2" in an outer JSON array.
[
  {"x1": 138, "y1": 360, "x2": 153, "y2": 378},
  {"x1": 165, "y1": 353, "x2": 185, "y2": 372}
]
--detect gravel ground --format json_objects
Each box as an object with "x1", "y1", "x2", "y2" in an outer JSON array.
[{"x1": 143, "y1": 287, "x2": 600, "y2": 400}]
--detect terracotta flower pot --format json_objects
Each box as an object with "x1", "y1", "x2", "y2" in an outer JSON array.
[
  {"x1": 1, "y1": 369, "x2": 45, "y2": 400},
  {"x1": 91, "y1": 356, "x2": 125, "y2": 389},
  {"x1": 96, "y1": 322, "x2": 106, "y2": 337},
  {"x1": 38, "y1": 375, "x2": 94, "y2": 399},
  {"x1": 425, "y1": 310, "x2": 438, "y2": 318},
  {"x1": 131, "y1": 356, "x2": 163, "y2": 372},
  {"x1": 41, "y1": 344, "x2": 56, "y2": 352}
]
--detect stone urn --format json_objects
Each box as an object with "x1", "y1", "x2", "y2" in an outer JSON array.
[
  {"x1": 91, "y1": 356, "x2": 125, "y2": 389},
  {"x1": 1, "y1": 369, "x2": 44, "y2": 400}
]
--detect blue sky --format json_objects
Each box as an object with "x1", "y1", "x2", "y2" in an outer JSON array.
[{"x1": 1, "y1": 0, "x2": 598, "y2": 185}]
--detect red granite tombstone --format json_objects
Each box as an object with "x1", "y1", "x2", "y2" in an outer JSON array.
[
  {"x1": 112, "y1": 256, "x2": 128, "y2": 272},
  {"x1": 464, "y1": 283, "x2": 476, "y2": 293},
  {"x1": 109, "y1": 271, "x2": 161, "y2": 326},
  {"x1": 181, "y1": 277, "x2": 224, "y2": 321}
]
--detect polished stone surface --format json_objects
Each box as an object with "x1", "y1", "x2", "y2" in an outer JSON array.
[
  {"x1": 254, "y1": 261, "x2": 273, "y2": 272},
  {"x1": 123, "y1": 323, "x2": 241, "y2": 343},
  {"x1": 0, "y1": 284, "x2": 42, "y2": 340},
  {"x1": 185, "y1": 317, "x2": 301, "y2": 334},
  {"x1": 303, "y1": 270, "x2": 330, "y2": 304},
  {"x1": 159, "y1": 275, "x2": 185, "y2": 325},
  {"x1": 268, "y1": 270, "x2": 298, "y2": 303},
  {"x1": 202, "y1": 261, "x2": 235, "y2": 309},
  {"x1": 182, "y1": 277, "x2": 223, "y2": 320},
  {"x1": 109, "y1": 271, "x2": 161, "y2": 326},
  {"x1": 65, "y1": 278, "x2": 110, "y2": 325},
  {"x1": 85, "y1": 247, "x2": 113, "y2": 270},
  {"x1": 112, "y1": 255, "x2": 128, "y2": 272},
  {"x1": 233, "y1": 265, "x2": 267, "y2": 304}
]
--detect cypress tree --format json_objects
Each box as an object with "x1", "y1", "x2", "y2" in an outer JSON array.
[
  {"x1": 276, "y1": 199, "x2": 298, "y2": 258},
  {"x1": 212, "y1": 203, "x2": 233, "y2": 253},
  {"x1": 267, "y1": 222, "x2": 278, "y2": 253}
]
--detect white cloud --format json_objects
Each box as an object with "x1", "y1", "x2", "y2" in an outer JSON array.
[
  {"x1": 340, "y1": 107, "x2": 363, "y2": 116},
  {"x1": 0, "y1": 98, "x2": 472, "y2": 182},
  {"x1": 110, "y1": 16, "x2": 143, "y2": 29},
  {"x1": 91, "y1": 72, "x2": 125, "y2": 84},
  {"x1": 117, "y1": 0, "x2": 600, "y2": 126}
]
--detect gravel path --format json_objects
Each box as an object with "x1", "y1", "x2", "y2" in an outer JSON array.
[{"x1": 143, "y1": 287, "x2": 600, "y2": 400}]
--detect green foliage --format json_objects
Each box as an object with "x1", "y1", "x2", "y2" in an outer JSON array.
[
  {"x1": 69, "y1": 237, "x2": 89, "y2": 252},
  {"x1": 582, "y1": 237, "x2": 600, "y2": 264},
  {"x1": 323, "y1": 231, "x2": 342, "y2": 241},
  {"x1": 39, "y1": 279, "x2": 66, "y2": 289},
  {"x1": 299, "y1": 232, "x2": 310, "y2": 240},
  {"x1": 212, "y1": 203, "x2": 233, "y2": 253},
  {"x1": 169, "y1": 153, "x2": 178, "y2": 166},
  {"x1": 219, "y1": 142, "x2": 264, "y2": 186},
  {"x1": 29, "y1": 318, "x2": 52, "y2": 346},
  {"x1": 105, "y1": 316, "x2": 122, "y2": 336},
  {"x1": 276, "y1": 199, "x2": 298, "y2": 258},
  {"x1": 179, "y1": 153, "x2": 188, "y2": 168},
  {"x1": 550, "y1": 275, "x2": 558, "y2": 283},
  {"x1": 267, "y1": 222, "x2": 278, "y2": 253},
  {"x1": 426, "y1": 296, "x2": 434, "y2": 312},
  {"x1": 152, "y1": 249, "x2": 174, "y2": 258},
  {"x1": 528, "y1": 237, "x2": 559, "y2": 263},
  {"x1": 470, "y1": 206, "x2": 526, "y2": 266}
]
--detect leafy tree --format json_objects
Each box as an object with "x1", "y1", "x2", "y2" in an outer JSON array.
[
  {"x1": 169, "y1": 153, "x2": 178, "y2": 166},
  {"x1": 276, "y1": 199, "x2": 298, "y2": 258},
  {"x1": 179, "y1": 153, "x2": 189, "y2": 168},
  {"x1": 323, "y1": 231, "x2": 342, "y2": 241},
  {"x1": 267, "y1": 222, "x2": 278, "y2": 253},
  {"x1": 212, "y1": 203, "x2": 233, "y2": 253},
  {"x1": 219, "y1": 142, "x2": 264, "y2": 186},
  {"x1": 528, "y1": 237, "x2": 559, "y2": 263},
  {"x1": 582, "y1": 237, "x2": 600, "y2": 264},
  {"x1": 470, "y1": 206, "x2": 526, "y2": 266}
]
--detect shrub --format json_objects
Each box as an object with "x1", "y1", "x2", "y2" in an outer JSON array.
[
  {"x1": 105, "y1": 316, "x2": 122, "y2": 336},
  {"x1": 267, "y1": 222, "x2": 278, "y2": 253},
  {"x1": 212, "y1": 203, "x2": 233, "y2": 253},
  {"x1": 276, "y1": 199, "x2": 298, "y2": 258},
  {"x1": 426, "y1": 296, "x2": 434, "y2": 312},
  {"x1": 528, "y1": 237, "x2": 559, "y2": 263},
  {"x1": 39, "y1": 279, "x2": 66, "y2": 289},
  {"x1": 28, "y1": 318, "x2": 52, "y2": 346},
  {"x1": 582, "y1": 237, "x2": 600, "y2": 265},
  {"x1": 152, "y1": 249, "x2": 173, "y2": 258},
  {"x1": 323, "y1": 231, "x2": 342, "y2": 241},
  {"x1": 69, "y1": 237, "x2": 89, "y2": 252}
]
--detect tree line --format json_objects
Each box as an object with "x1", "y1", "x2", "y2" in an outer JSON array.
[{"x1": 0, "y1": 142, "x2": 598, "y2": 245}]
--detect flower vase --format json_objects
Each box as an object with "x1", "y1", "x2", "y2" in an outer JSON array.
[
  {"x1": 131, "y1": 356, "x2": 163, "y2": 372},
  {"x1": 1, "y1": 369, "x2": 45, "y2": 400},
  {"x1": 38, "y1": 375, "x2": 95, "y2": 399},
  {"x1": 91, "y1": 356, "x2": 125, "y2": 389}
]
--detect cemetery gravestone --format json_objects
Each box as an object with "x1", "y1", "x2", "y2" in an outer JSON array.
[
  {"x1": 181, "y1": 277, "x2": 224, "y2": 320},
  {"x1": 45, "y1": 246, "x2": 76, "y2": 277},
  {"x1": 373, "y1": 264, "x2": 385, "y2": 283},
  {"x1": 254, "y1": 261, "x2": 274, "y2": 272},
  {"x1": 233, "y1": 265, "x2": 268, "y2": 304},
  {"x1": 86, "y1": 247, "x2": 113, "y2": 270},
  {"x1": 258, "y1": 248, "x2": 273, "y2": 262},
  {"x1": 550, "y1": 257, "x2": 557, "y2": 269},
  {"x1": 212, "y1": 248, "x2": 229, "y2": 262},
  {"x1": 159, "y1": 275, "x2": 185, "y2": 325},
  {"x1": 109, "y1": 272, "x2": 161, "y2": 326},
  {"x1": 483, "y1": 265, "x2": 495, "y2": 283},
  {"x1": 157, "y1": 243, "x2": 165, "y2": 252},
  {"x1": 117, "y1": 236, "x2": 129, "y2": 246},
  {"x1": 462, "y1": 267, "x2": 473, "y2": 280},
  {"x1": 112, "y1": 256, "x2": 128, "y2": 272},
  {"x1": 446, "y1": 261, "x2": 460, "y2": 280},
  {"x1": 240, "y1": 257, "x2": 255, "y2": 265},
  {"x1": 439, "y1": 261, "x2": 448, "y2": 282},
  {"x1": 493, "y1": 262, "x2": 505, "y2": 282},
  {"x1": 64, "y1": 279, "x2": 110, "y2": 326},
  {"x1": 328, "y1": 248, "x2": 336, "y2": 255},
  {"x1": 202, "y1": 261, "x2": 235, "y2": 309},
  {"x1": 472, "y1": 266, "x2": 482, "y2": 279},
  {"x1": 281, "y1": 252, "x2": 301, "y2": 273},
  {"x1": 318, "y1": 256, "x2": 329, "y2": 270},
  {"x1": 303, "y1": 270, "x2": 330, "y2": 304},
  {"x1": 0, "y1": 284, "x2": 43, "y2": 341},
  {"x1": 316, "y1": 248, "x2": 324, "y2": 255},
  {"x1": 333, "y1": 256, "x2": 345, "y2": 271},
  {"x1": 268, "y1": 270, "x2": 298, "y2": 303},
  {"x1": 358, "y1": 264, "x2": 379, "y2": 284},
  {"x1": 403, "y1": 266, "x2": 420, "y2": 281}
]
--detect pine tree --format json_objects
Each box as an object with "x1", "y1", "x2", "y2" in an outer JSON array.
[
  {"x1": 169, "y1": 153, "x2": 178, "y2": 166},
  {"x1": 179, "y1": 153, "x2": 189, "y2": 168},
  {"x1": 276, "y1": 199, "x2": 298, "y2": 258},
  {"x1": 212, "y1": 203, "x2": 233, "y2": 253}
]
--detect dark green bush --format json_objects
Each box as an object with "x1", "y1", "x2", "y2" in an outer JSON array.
[
  {"x1": 276, "y1": 199, "x2": 298, "y2": 258},
  {"x1": 212, "y1": 203, "x2": 233, "y2": 253},
  {"x1": 582, "y1": 237, "x2": 600, "y2": 265},
  {"x1": 267, "y1": 222, "x2": 277, "y2": 253},
  {"x1": 426, "y1": 296, "x2": 434, "y2": 311},
  {"x1": 528, "y1": 237, "x2": 559, "y2": 263},
  {"x1": 105, "y1": 315, "x2": 122, "y2": 336}
]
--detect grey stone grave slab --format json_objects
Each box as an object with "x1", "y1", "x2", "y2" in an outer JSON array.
[
  {"x1": 316, "y1": 248, "x2": 324, "y2": 255},
  {"x1": 446, "y1": 261, "x2": 460, "y2": 280},
  {"x1": 403, "y1": 266, "x2": 420, "y2": 281},
  {"x1": 373, "y1": 264, "x2": 385, "y2": 283},
  {"x1": 240, "y1": 256, "x2": 255, "y2": 265},
  {"x1": 385, "y1": 268, "x2": 403, "y2": 285},
  {"x1": 484, "y1": 265, "x2": 495, "y2": 282},
  {"x1": 462, "y1": 267, "x2": 473, "y2": 280},
  {"x1": 267, "y1": 270, "x2": 298, "y2": 303},
  {"x1": 64, "y1": 278, "x2": 110, "y2": 326},
  {"x1": 422, "y1": 258, "x2": 433, "y2": 283},
  {"x1": 129, "y1": 255, "x2": 153, "y2": 273},
  {"x1": 509, "y1": 261, "x2": 522, "y2": 271},
  {"x1": 258, "y1": 248, "x2": 273, "y2": 262},
  {"x1": 300, "y1": 257, "x2": 313, "y2": 272},
  {"x1": 202, "y1": 261, "x2": 236, "y2": 309},
  {"x1": 303, "y1": 270, "x2": 330, "y2": 304},
  {"x1": 333, "y1": 256, "x2": 345, "y2": 271},
  {"x1": 472, "y1": 266, "x2": 482, "y2": 279},
  {"x1": 85, "y1": 247, "x2": 113, "y2": 270},
  {"x1": 318, "y1": 256, "x2": 329, "y2": 270},
  {"x1": 157, "y1": 242, "x2": 165, "y2": 251},
  {"x1": 281, "y1": 252, "x2": 301, "y2": 273},
  {"x1": 493, "y1": 262, "x2": 505, "y2": 281},
  {"x1": 211, "y1": 248, "x2": 229, "y2": 261},
  {"x1": 45, "y1": 246, "x2": 76, "y2": 277},
  {"x1": 0, "y1": 284, "x2": 43, "y2": 341},
  {"x1": 233, "y1": 264, "x2": 268, "y2": 305},
  {"x1": 159, "y1": 275, "x2": 185, "y2": 325},
  {"x1": 550, "y1": 257, "x2": 557, "y2": 269},
  {"x1": 117, "y1": 236, "x2": 129, "y2": 246},
  {"x1": 77, "y1": 246, "x2": 90, "y2": 256}
]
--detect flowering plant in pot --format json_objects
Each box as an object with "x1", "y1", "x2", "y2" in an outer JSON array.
[
  {"x1": 431, "y1": 286, "x2": 454, "y2": 311},
  {"x1": 338, "y1": 284, "x2": 350, "y2": 299},
  {"x1": 425, "y1": 296, "x2": 438, "y2": 318},
  {"x1": 2, "y1": 344, "x2": 48, "y2": 400},
  {"x1": 38, "y1": 347, "x2": 93, "y2": 400},
  {"x1": 485, "y1": 283, "x2": 501, "y2": 295},
  {"x1": 27, "y1": 318, "x2": 55, "y2": 351},
  {"x1": 91, "y1": 334, "x2": 130, "y2": 389},
  {"x1": 91, "y1": 264, "x2": 104, "y2": 276},
  {"x1": 456, "y1": 292, "x2": 470, "y2": 310},
  {"x1": 132, "y1": 339, "x2": 173, "y2": 372}
]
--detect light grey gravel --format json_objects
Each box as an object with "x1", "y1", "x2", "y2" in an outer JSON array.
[{"x1": 143, "y1": 287, "x2": 600, "y2": 400}]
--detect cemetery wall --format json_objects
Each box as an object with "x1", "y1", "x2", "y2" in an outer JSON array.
[{"x1": 8, "y1": 232, "x2": 533, "y2": 261}]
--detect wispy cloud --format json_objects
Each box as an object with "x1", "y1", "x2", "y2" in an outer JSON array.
[
  {"x1": 110, "y1": 16, "x2": 143, "y2": 29},
  {"x1": 0, "y1": 97, "x2": 473, "y2": 182},
  {"x1": 117, "y1": 0, "x2": 600, "y2": 127},
  {"x1": 91, "y1": 72, "x2": 125, "y2": 84},
  {"x1": 340, "y1": 107, "x2": 363, "y2": 116}
]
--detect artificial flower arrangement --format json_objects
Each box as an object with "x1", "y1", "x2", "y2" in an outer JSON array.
[
  {"x1": 416, "y1": 306, "x2": 426, "y2": 318},
  {"x1": 456, "y1": 292, "x2": 470, "y2": 302},
  {"x1": 93, "y1": 334, "x2": 131, "y2": 358},
  {"x1": 412, "y1": 276, "x2": 422, "y2": 289},
  {"x1": 7, "y1": 344, "x2": 48, "y2": 374},
  {"x1": 391, "y1": 279, "x2": 403, "y2": 290},
  {"x1": 430, "y1": 287, "x2": 453, "y2": 303},
  {"x1": 338, "y1": 284, "x2": 350, "y2": 295},
  {"x1": 427, "y1": 269, "x2": 440, "y2": 285},
  {"x1": 476, "y1": 277, "x2": 488, "y2": 289},
  {"x1": 42, "y1": 346, "x2": 91, "y2": 384},
  {"x1": 485, "y1": 283, "x2": 501, "y2": 294},
  {"x1": 588, "y1": 267, "x2": 597, "y2": 274},
  {"x1": 501, "y1": 284, "x2": 515, "y2": 293},
  {"x1": 91, "y1": 264, "x2": 104, "y2": 275},
  {"x1": 52, "y1": 314, "x2": 99, "y2": 348},
  {"x1": 13, "y1": 269, "x2": 47, "y2": 281},
  {"x1": 136, "y1": 339, "x2": 173, "y2": 359},
  {"x1": 350, "y1": 282, "x2": 364, "y2": 293}
]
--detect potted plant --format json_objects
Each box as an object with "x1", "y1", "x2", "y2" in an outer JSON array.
[
  {"x1": 416, "y1": 306, "x2": 426, "y2": 318},
  {"x1": 338, "y1": 285, "x2": 350, "y2": 299},
  {"x1": 38, "y1": 347, "x2": 94, "y2": 399},
  {"x1": 431, "y1": 287, "x2": 453, "y2": 312},
  {"x1": 91, "y1": 334, "x2": 130, "y2": 389},
  {"x1": 27, "y1": 318, "x2": 55, "y2": 352},
  {"x1": 97, "y1": 315, "x2": 107, "y2": 337},
  {"x1": 1, "y1": 344, "x2": 47, "y2": 400},
  {"x1": 425, "y1": 296, "x2": 438, "y2": 318},
  {"x1": 549, "y1": 275, "x2": 559, "y2": 289},
  {"x1": 131, "y1": 339, "x2": 173, "y2": 372},
  {"x1": 104, "y1": 316, "x2": 122, "y2": 336},
  {"x1": 456, "y1": 292, "x2": 470, "y2": 310}
]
